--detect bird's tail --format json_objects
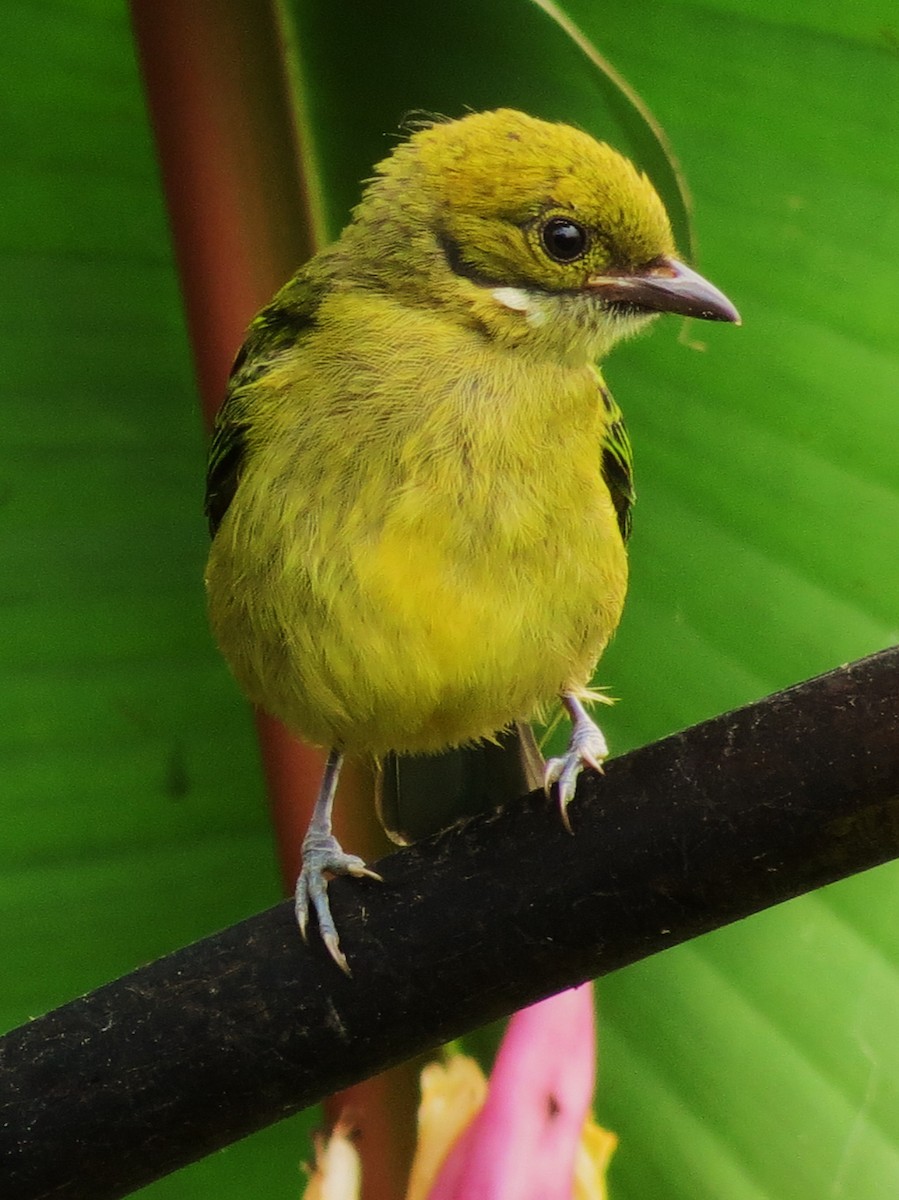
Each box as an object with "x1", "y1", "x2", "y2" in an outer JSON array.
[{"x1": 375, "y1": 722, "x2": 544, "y2": 845}]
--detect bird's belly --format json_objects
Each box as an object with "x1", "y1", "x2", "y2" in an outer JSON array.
[
  {"x1": 344, "y1": 515, "x2": 626, "y2": 752},
  {"x1": 209, "y1": 478, "x2": 627, "y2": 756}
]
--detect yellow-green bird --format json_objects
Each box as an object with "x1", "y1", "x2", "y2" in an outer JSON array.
[{"x1": 205, "y1": 109, "x2": 739, "y2": 971}]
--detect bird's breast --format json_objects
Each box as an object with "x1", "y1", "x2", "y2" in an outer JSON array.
[
  {"x1": 207, "y1": 317, "x2": 628, "y2": 754},
  {"x1": 319, "y1": 359, "x2": 626, "y2": 750}
]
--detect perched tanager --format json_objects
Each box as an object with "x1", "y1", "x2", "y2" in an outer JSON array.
[{"x1": 205, "y1": 109, "x2": 739, "y2": 971}]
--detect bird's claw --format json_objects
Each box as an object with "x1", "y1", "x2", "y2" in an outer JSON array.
[
  {"x1": 295, "y1": 835, "x2": 383, "y2": 975},
  {"x1": 543, "y1": 717, "x2": 609, "y2": 829}
]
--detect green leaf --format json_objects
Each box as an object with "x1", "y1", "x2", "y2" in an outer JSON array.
[
  {"x1": 0, "y1": 1, "x2": 314, "y2": 1190},
  {"x1": 2, "y1": 2, "x2": 897, "y2": 1198},
  {"x1": 557, "y1": 7, "x2": 899, "y2": 1200}
]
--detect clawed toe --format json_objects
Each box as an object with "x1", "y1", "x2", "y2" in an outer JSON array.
[
  {"x1": 544, "y1": 695, "x2": 609, "y2": 828},
  {"x1": 295, "y1": 841, "x2": 383, "y2": 975},
  {"x1": 292, "y1": 749, "x2": 385, "y2": 973}
]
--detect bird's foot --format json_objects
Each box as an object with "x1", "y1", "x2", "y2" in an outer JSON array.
[
  {"x1": 543, "y1": 703, "x2": 609, "y2": 831},
  {"x1": 295, "y1": 831, "x2": 382, "y2": 975}
]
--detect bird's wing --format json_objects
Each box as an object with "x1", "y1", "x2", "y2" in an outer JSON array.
[
  {"x1": 598, "y1": 380, "x2": 635, "y2": 543},
  {"x1": 205, "y1": 271, "x2": 324, "y2": 538}
]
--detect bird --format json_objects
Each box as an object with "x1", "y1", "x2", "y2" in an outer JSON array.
[{"x1": 204, "y1": 108, "x2": 740, "y2": 972}]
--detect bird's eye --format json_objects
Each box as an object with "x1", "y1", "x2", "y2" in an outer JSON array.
[{"x1": 540, "y1": 217, "x2": 589, "y2": 263}]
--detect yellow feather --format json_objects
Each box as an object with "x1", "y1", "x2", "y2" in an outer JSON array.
[{"x1": 206, "y1": 289, "x2": 626, "y2": 755}]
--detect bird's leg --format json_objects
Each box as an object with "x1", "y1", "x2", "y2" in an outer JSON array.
[
  {"x1": 543, "y1": 693, "x2": 609, "y2": 830},
  {"x1": 295, "y1": 748, "x2": 382, "y2": 974}
]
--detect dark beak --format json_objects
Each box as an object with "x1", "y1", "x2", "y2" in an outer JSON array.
[{"x1": 587, "y1": 256, "x2": 741, "y2": 324}]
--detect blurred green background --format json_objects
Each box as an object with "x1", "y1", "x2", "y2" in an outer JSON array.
[{"x1": 1, "y1": 1, "x2": 897, "y2": 1197}]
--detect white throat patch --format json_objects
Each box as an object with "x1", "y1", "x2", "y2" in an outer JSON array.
[{"x1": 492, "y1": 286, "x2": 548, "y2": 327}]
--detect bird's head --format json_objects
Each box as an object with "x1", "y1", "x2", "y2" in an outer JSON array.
[{"x1": 344, "y1": 108, "x2": 739, "y2": 362}]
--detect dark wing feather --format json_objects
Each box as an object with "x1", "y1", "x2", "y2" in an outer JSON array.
[
  {"x1": 205, "y1": 419, "x2": 249, "y2": 537},
  {"x1": 204, "y1": 272, "x2": 324, "y2": 538},
  {"x1": 598, "y1": 381, "x2": 635, "y2": 542}
]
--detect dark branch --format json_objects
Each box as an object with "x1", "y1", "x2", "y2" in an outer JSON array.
[{"x1": 2, "y1": 648, "x2": 898, "y2": 1200}]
